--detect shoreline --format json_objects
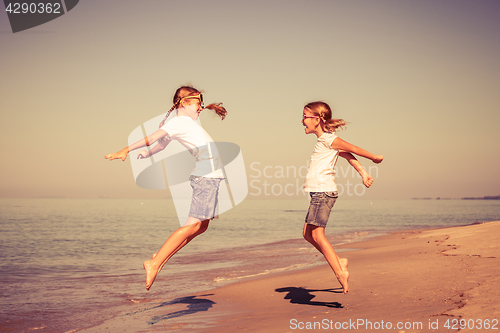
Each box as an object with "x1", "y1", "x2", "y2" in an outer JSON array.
[{"x1": 78, "y1": 221, "x2": 500, "y2": 332}]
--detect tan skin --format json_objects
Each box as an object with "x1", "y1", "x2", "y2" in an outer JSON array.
[
  {"x1": 105, "y1": 96, "x2": 213, "y2": 291},
  {"x1": 302, "y1": 107, "x2": 384, "y2": 294}
]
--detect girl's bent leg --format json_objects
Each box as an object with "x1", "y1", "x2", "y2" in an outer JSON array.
[
  {"x1": 306, "y1": 224, "x2": 350, "y2": 293},
  {"x1": 303, "y1": 222, "x2": 322, "y2": 252},
  {"x1": 303, "y1": 223, "x2": 348, "y2": 271},
  {"x1": 144, "y1": 218, "x2": 209, "y2": 290},
  {"x1": 153, "y1": 219, "x2": 208, "y2": 273}
]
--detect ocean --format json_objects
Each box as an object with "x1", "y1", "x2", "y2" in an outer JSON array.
[{"x1": 1, "y1": 198, "x2": 499, "y2": 332}]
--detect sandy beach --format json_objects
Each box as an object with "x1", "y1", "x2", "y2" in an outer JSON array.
[{"x1": 80, "y1": 221, "x2": 500, "y2": 332}]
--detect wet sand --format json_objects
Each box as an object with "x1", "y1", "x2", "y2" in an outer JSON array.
[{"x1": 79, "y1": 221, "x2": 500, "y2": 332}]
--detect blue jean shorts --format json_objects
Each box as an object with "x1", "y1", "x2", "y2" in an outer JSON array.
[
  {"x1": 188, "y1": 176, "x2": 224, "y2": 221},
  {"x1": 305, "y1": 191, "x2": 338, "y2": 228}
]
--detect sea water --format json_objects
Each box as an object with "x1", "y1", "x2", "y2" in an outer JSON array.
[{"x1": 1, "y1": 198, "x2": 499, "y2": 332}]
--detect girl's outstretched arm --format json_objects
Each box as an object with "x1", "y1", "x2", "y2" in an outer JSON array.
[
  {"x1": 339, "y1": 151, "x2": 373, "y2": 188},
  {"x1": 105, "y1": 129, "x2": 168, "y2": 161},
  {"x1": 137, "y1": 138, "x2": 171, "y2": 159},
  {"x1": 332, "y1": 137, "x2": 384, "y2": 164}
]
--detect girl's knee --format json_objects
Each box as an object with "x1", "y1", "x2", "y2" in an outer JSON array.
[
  {"x1": 303, "y1": 231, "x2": 315, "y2": 244},
  {"x1": 302, "y1": 227, "x2": 309, "y2": 240},
  {"x1": 303, "y1": 223, "x2": 311, "y2": 239},
  {"x1": 303, "y1": 232, "x2": 310, "y2": 241},
  {"x1": 197, "y1": 220, "x2": 210, "y2": 234}
]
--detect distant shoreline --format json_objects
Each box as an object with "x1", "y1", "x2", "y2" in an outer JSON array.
[{"x1": 412, "y1": 195, "x2": 500, "y2": 200}]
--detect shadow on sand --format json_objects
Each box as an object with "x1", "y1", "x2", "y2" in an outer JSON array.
[
  {"x1": 145, "y1": 294, "x2": 216, "y2": 325},
  {"x1": 275, "y1": 287, "x2": 343, "y2": 308}
]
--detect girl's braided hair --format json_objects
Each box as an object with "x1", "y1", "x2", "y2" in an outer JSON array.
[
  {"x1": 158, "y1": 86, "x2": 227, "y2": 144},
  {"x1": 304, "y1": 101, "x2": 346, "y2": 132}
]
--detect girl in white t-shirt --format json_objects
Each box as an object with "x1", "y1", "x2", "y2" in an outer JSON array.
[
  {"x1": 302, "y1": 101, "x2": 383, "y2": 294},
  {"x1": 105, "y1": 86, "x2": 227, "y2": 290}
]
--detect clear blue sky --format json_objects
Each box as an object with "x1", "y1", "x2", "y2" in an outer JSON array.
[{"x1": 1, "y1": 0, "x2": 499, "y2": 199}]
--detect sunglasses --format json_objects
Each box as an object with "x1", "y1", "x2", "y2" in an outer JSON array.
[
  {"x1": 302, "y1": 114, "x2": 319, "y2": 120},
  {"x1": 181, "y1": 94, "x2": 204, "y2": 107}
]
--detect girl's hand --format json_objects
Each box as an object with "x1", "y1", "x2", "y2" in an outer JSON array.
[
  {"x1": 372, "y1": 155, "x2": 384, "y2": 164},
  {"x1": 362, "y1": 173, "x2": 374, "y2": 188},
  {"x1": 137, "y1": 149, "x2": 150, "y2": 159},
  {"x1": 104, "y1": 148, "x2": 128, "y2": 161}
]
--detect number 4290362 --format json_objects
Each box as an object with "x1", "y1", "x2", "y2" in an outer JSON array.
[{"x1": 5, "y1": 2, "x2": 62, "y2": 14}]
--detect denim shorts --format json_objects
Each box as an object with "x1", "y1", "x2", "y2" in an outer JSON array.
[
  {"x1": 305, "y1": 191, "x2": 338, "y2": 228},
  {"x1": 188, "y1": 176, "x2": 224, "y2": 221}
]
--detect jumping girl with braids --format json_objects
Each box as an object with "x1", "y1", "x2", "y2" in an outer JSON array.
[
  {"x1": 105, "y1": 86, "x2": 227, "y2": 290},
  {"x1": 301, "y1": 101, "x2": 383, "y2": 294}
]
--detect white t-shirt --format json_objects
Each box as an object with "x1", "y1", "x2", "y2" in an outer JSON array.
[
  {"x1": 303, "y1": 132, "x2": 339, "y2": 192},
  {"x1": 160, "y1": 115, "x2": 224, "y2": 178}
]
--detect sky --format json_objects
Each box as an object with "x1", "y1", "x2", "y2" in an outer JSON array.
[{"x1": 1, "y1": 0, "x2": 499, "y2": 200}]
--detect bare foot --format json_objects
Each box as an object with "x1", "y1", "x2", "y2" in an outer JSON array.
[
  {"x1": 336, "y1": 269, "x2": 350, "y2": 294},
  {"x1": 339, "y1": 258, "x2": 349, "y2": 271},
  {"x1": 143, "y1": 260, "x2": 158, "y2": 291}
]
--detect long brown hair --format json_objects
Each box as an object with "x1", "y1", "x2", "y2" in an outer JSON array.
[
  {"x1": 158, "y1": 86, "x2": 227, "y2": 143},
  {"x1": 304, "y1": 101, "x2": 346, "y2": 132}
]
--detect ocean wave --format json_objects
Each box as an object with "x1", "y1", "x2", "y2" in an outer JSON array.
[{"x1": 213, "y1": 262, "x2": 321, "y2": 283}]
